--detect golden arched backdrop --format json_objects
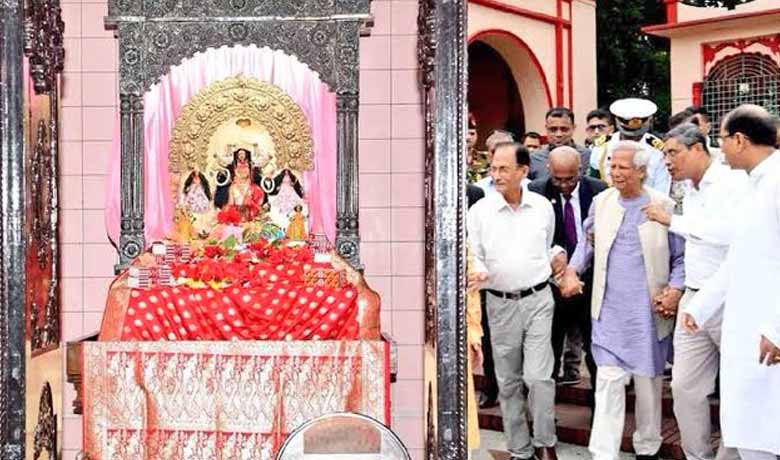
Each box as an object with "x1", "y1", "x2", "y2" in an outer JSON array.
[{"x1": 168, "y1": 75, "x2": 314, "y2": 203}]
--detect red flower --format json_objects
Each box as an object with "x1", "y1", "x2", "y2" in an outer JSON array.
[
  {"x1": 233, "y1": 250, "x2": 254, "y2": 265},
  {"x1": 252, "y1": 241, "x2": 279, "y2": 260},
  {"x1": 292, "y1": 246, "x2": 314, "y2": 263},
  {"x1": 267, "y1": 248, "x2": 286, "y2": 265},
  {"x1": 195, "y1": 259, "x2": 221, "y2": 282},
  {"x1": 217, "y1": 206, "x2": 241, "y2": 225},
  {"x1": 203, "y1": 245, "x2": 224, "y2": 259},
  {"x1": 170, "y1": 263, "x2": 185, "y2": 278},
  {"x1": 249, "y1": 240, "x2": 271, "y2": 253}
]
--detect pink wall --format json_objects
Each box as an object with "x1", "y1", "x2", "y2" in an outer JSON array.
[
  {"x1": 58, "y1": 0, "x2": 425, "y2": 458},
  {"x1": 468, "y1": 0, "x2": 597, "y2": 140}
]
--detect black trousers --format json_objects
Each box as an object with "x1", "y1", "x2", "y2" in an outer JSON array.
[
  {"x1": 479, "y1": 291, "x2": 499, "y2": 401},
  {"x1": 550, "y1": 285, "x2": 597, "y2": 408}
]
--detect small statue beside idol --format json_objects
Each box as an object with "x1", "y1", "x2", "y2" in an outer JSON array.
[
  {"x1": 268, "y1": 169, "x2": 305, "y2": 218},
  {"x1": 181, "y1": 170, "x2": 212, "y2": 215},
  {"x1": 285, "y1": 204, "x2": 308, "y2": 241},
  {"x1": 173, "y1": 208, "x2": 195, "y2": 242}
]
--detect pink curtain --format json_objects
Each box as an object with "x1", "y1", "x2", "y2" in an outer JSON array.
[{"x1": 105, "y1": 45, "x2": 337, "y2": 247}]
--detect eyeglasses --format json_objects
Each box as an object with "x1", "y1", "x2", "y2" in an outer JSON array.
[
  {"x1": 663, "y1": 148, "x2": 685, "y2": 159},
  {"x1": 586, "y1": 123, "x2": 609, "y2": 131},
  {"x1": 717, "y1": 133, "x2": 735, "y2": 147}
]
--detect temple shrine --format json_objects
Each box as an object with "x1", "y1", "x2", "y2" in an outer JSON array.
[{"x1": 2, "y1": 1, "x2": 778, "y2": 460}]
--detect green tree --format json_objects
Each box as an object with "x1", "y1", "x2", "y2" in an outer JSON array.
[
  {"x1": 596, "y1": 0, "x2": 670, "y2": 128},
  {"x1": 596, "y1": 0, "x2": 755, "y2": 129}
]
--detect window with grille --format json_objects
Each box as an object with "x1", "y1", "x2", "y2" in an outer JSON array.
[{"x1": 701, "y1": 52, "x2": 780, "y2": 143}]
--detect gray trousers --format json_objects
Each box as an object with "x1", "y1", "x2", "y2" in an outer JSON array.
[
  {"x1": 487, "y1": 286, "x2": 557, "y2": 457},
  {"x1": 672, "y1": 288, "x2": 739, "y2": 460}
]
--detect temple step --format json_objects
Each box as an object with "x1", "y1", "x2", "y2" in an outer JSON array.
[
  {"x1": 476, "y1": 375, "x2": 722, "y2": 459},
  {"x1": 553, "y1": 380, "x2": 721, "y2": 424},
  {"x1": 478, "y1": 402, "x2": 722, "y2": 460}
]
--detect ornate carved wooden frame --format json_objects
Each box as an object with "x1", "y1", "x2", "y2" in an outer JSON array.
[
  {"x1": 106, "y1": 0, "x2": 372, "y2": 269},
  {"x1": 2, "y1": 0, "x2": 64, "y2": 457},
  {"x1": 418, "y1": 1, "x2": 469, "y2": 459},
  {"x1": 0, "y1": 2, "x2": 27, "y2": 457}
]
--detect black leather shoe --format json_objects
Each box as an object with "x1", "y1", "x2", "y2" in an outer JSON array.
[{"x1": 636, "y1": 453, "x2": 659, "y2": 460}]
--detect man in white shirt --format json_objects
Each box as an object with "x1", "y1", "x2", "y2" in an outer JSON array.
[
  {"x1": 681, "y1": 105, "x2": 780, "y2": 460},
  {"x1": 468, "y1": 142, "x2": 564, "y2": 460},
  {"x1": 473, "y1": 128, "x2": 516, "y2": 409},
  {"x1": 643, "y1": 123, "x2": 748, "y2": 460}
]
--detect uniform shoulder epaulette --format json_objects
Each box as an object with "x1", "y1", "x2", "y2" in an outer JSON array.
[
  {"x1": 593, "y1": 135, "x2": 608, "y2": 147},
  {"x1": 645, "y1": 133, "x2": 665, "y2": 151}
]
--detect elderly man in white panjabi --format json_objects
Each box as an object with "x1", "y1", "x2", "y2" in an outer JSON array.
[
  {"x1": 562, "y1": 141, "x2": 685, "y2": 460},
  {"x1": 682, "y1": 105, "x2": 780, "y2": 460}
]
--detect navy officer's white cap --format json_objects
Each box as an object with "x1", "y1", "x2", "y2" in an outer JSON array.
[{"x1": 609, "y1": 98, "x2": 658, "y2": 119}]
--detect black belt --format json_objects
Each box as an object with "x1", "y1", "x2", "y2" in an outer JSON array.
[{"x1": 486, "y1": 282, "x2": 548, "y2": 301}]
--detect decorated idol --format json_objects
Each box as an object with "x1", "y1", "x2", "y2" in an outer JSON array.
[{"x1": 213, "y1": 148, "x2": 267, "y2": 222}]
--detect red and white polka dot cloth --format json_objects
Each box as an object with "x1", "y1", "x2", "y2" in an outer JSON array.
[{"x1": 122, "y1": 280, "x2": 359, "y2": 341}]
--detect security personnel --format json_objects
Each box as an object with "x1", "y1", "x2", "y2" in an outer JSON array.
[
  {"x1": 467, "y1": 113, "x2": 490, "y2": 184},
  {"x1": 589, "y1": 98, "x2": 671, "y2": 195}
]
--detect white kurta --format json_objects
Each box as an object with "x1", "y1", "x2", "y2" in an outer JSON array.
[{"x1": 684, "y1": 151, "x2": 780, "y2": 454}]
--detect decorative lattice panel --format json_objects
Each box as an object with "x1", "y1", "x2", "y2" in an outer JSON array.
[{"x1": 702, "y1": 53, "x2": 780, "y2": 143}]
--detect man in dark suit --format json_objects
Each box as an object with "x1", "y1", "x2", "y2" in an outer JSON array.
[
  {"x1": 466, "y1": 182, "x2": 500, "y2": 408},
  {"x1": 529, "y1": 146, "x2": 606, "y2": 408}
]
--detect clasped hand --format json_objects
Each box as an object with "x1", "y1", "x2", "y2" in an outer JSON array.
[
  {"x1": 558, "y1": 267, "x2": 584, "y2": 298},
  {"x1": 653, "y1": 286, "x2": 682, "y2": 319}
]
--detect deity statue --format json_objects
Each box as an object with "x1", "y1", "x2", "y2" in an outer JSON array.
[
  {"x1": 181, "y1": 170, "x2": 212, "y2": 214},
  {"x1": 286, "y1": 204, "x2": 308, "y2": 241},
  {"x1": 214, "y1": 148, "x2": 267, "y2": 222},
  {"x1": 268, "y1": 169, "x2": 305, "y2": 217}
]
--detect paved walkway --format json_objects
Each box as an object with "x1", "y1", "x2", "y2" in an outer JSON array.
[{"x1": 473, "y1": 429, "x2": 633, "y2": 460}]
